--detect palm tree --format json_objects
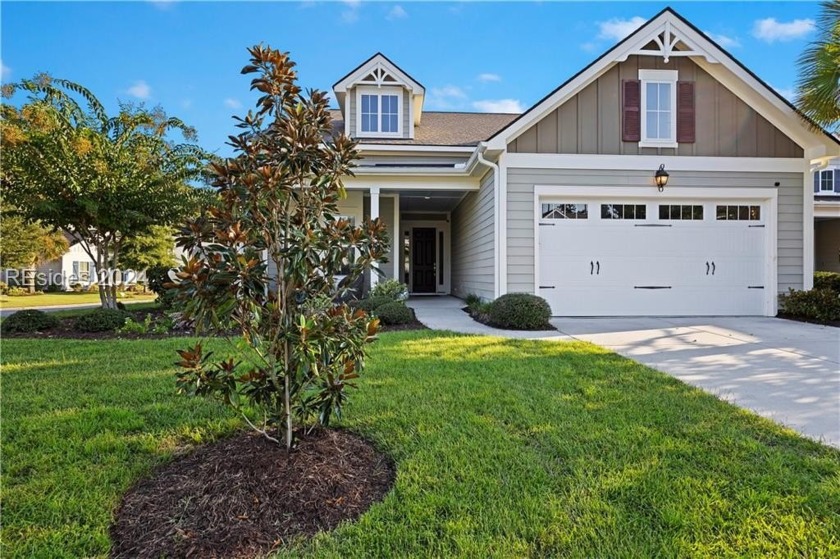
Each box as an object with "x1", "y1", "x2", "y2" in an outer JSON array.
[{"x1": 796, "y1": 0, "x2": 840, "y2": 134}]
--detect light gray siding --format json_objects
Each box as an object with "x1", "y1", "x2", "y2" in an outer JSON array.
[
  {"x1": 508, "y1": 56, "x2": 804, "y2": 159},
  {"x1": 506, "y1": 168, "x2": 804, "y2": 294},
  {"x1": 363, "y1": 195, "x2": 396, "y2": 281},
  {"x1": 451, "y1": 170, "x2": 495, "y2": 300}
]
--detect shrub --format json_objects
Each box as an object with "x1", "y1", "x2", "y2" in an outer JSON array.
[
  {"x1": 70, "y1": 283, "x2": 84, "y2": 292},
  {"x1": 1, "y1": 309, "x2": 59, "y2": 333},
  {"x1": 370, "y1": 279, "x2": 409, "y2": 301},
  {"x1": 146, "y1": 265, "x2": 178, "y2": 309},
  {"x1": 6, "y1": 286, "x2": 30, "y2": 297},
  {"x1": 465, "y1": 293, "x2": 482, "y2": 307},
  {"x1": 74, "y1": 308, "x2": 130, "y2": 332},
  {"x1": 0, "y1": 281, "x2": 7, "y2": 295},
  {"x1": 814, "y1": 272, "x2": 840, "y2": 294},
  {"x1": 355, "y1": 296, "x2": 396, "y2": 313},
  {"x1": 119, "y1": 315, "x2": 152, "y2": 334},
  {"x1": 44, "y1": 283, "x2": 63, "y2": 293},
  {"x1": 374, "y1": 301, "x2": 413, "y2": 325},
  {"x1": 487, "y1": 293, "x2": 552, "y2": 330},
  {"x1": 779, "y1": 288, "x2": 840, "y2": 323}
]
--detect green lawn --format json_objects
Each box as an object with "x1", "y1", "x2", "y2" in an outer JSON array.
[
  {"x1": 2, "y1": 333, "x2": 838, "y2": 558},
  {"x1": 0, "y1": 292, "x2": 156, "y2": 309}
]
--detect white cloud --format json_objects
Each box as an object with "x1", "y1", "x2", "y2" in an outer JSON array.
[
  {"x1": 427, "y1": 85, "x2": 469, "y2": 110},
  {"x1": 1, "y1": 59, "x2": 11, "y2": 80},
  {"x1": 477, "y1": 73, "x2": 501, "y2": 83},
  {"x1": 472, "y1": 99, "x2": 524, "y2": 113},
  {"x1": 126, "y1": 80, "x2": 151, "y2": 99},
  {"x1": 387, "y1": 5, "x2": 407, "y2": 21},
  {"x1": 341, "y1": 0, "x2": 361, "y2": 23},
  {"x1": 597, "y1": 16, "x2": 646, "y2": 41},
  {"x1": 224, "y1": 98, "x2": 243, "y2": 109},
  {"x1": 704, "y1": 31, "x2": 741, "y2": 49},
  {"x1": 753, "y1": 17, "x2": 815, "y2": 42}
]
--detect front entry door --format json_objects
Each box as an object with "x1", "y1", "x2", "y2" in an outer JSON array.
[{"x1": 412, "y1": 228, "x2": 437, "y2": 293}]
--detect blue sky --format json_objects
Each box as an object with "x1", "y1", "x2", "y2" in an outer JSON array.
[{"x1": 2, "y1": 1, "x2": 822, "y2": 156}]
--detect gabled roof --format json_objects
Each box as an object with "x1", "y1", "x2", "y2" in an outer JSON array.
[
  {"x1": 485, "y1": 7, "x2": 840, "y2": 157},
  {"x1": 332, "y1": 52, "x2": 424, "y2": 94}
]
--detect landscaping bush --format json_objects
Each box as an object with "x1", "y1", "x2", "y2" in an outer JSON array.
[
  {"x1": 370, "y1": 279, "x2": 409, "y2": 301},
  {"x1": 487, "y1": 293, "x2": 552, "y2": 330},
  {"x1": 0, "y1": 281, "x2": 7, "y2": 295},
  {"x1": 355, "y1": 296, "x2": 396, "y2": 313},
  {"x1": 146, "y1": 265, "x2": 178, "y2": 309},
  {"x1": 6, "y1": 286, "x2": 30, "y2": 297},
  {"x1": 1, "y1": 309, "x2": 59, "y2": 333},
  {"x1": 374, "y1": 301, "x2": 413, "y2": 325},
  {"x1": 813, "y1": 271, "x2": 840, "y2": 294},
  {"x1": 779, "y1": 288, "x2": 840, "y2": 323},
  {"x1": 44, "y1": 283, "x2": 63, "y2": 293},
  {"x1": 74, "y1": 308, "x2": 130, "y2": 332}
]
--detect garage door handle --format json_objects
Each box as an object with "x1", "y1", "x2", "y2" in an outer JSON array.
[
  {"x1": 747, "y1": 286, "x2": 764, "y2": 289},
  {"x1": 635, "y1": 224, "x2": 672, "y2": 227},
  {"x1": 706, "y1": 262, "x2": 710, "y2": 275},
  {"x1": 634, "y1": 286, "x2": 672, "y2": 289},
  {"x1": 596, "y1": 261, "x2": 600, "y2": 275},
  {"x1": 540, "y1": 285, "x2": 556, "y2": 289},
  {"x1": 711, "y1": 262, "x2": 716, "y2": 275},
  {"x1": 590, "y1": 261, "x2": 594, "y2": 275}
]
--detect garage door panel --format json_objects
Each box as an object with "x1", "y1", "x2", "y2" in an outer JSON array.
[{"x1": 537, "y1": 198, "x2": 768, "y2": 316}]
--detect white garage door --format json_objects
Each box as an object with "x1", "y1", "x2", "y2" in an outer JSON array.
[{"x1": 537, "y1": 200, "x2": 768, "y2": 316}]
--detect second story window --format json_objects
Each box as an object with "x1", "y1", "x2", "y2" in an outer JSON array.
[
  {"x1": 639, "y1": 70, "x2": 677, "y2": 147},
  {"x1": 820, "y1": 169, "x2": 835, "y2": 192},
  {"x1": 359, "y1": 90, "x2": 401, "y2": 136}
]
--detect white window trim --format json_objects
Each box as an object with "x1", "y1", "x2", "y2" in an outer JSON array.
[
  {"x1": 819, "y1": 168, "x2": 837, "y2": 194},
  {"x1": 639, "y1": 69, "x2": 678, "y2": 148},
  {"x1": 356, "y1": 86, "x2": 403, "y2": 138}
]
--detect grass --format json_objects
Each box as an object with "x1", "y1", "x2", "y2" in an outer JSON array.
[
  {"x1": 0, "y1": 291, "x2": 156, "y2": 309},
  {"x1": 2, "y1": 332, "x2": 839, "y2": 558}
]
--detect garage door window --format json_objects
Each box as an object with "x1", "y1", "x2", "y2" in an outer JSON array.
[
  {"x1": 659, "y1": 204, "x2": 703, "y2": 220},
  {"x1": 716, "y1": 205, "x2": 760, "y2": 221},
  {"x1": 542, "y1": 203, "x2": 588, "y2": 219},
  {"x1": 600, "y1": 204, "x2": 646, "y2": 220}
]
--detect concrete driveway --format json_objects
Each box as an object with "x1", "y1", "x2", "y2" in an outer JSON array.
[{"x1": 551, "y1": 316, "x2": 840, "y2": 447}]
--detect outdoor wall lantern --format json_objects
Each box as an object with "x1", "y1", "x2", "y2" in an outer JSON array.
[{"x1": 654, "y1": 164, "x2": 670, "y2": 192}]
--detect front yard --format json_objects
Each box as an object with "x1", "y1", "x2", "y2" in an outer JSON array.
[
  {"x1": 0, "y1": 291, "x2": 156, "y2": 309},
  {"x1": 2, "y1": 332, "x2": 838, "y2": 558}
]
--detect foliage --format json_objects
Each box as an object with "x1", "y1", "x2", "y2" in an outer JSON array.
[
  {"x1": 354, "y1": 295, "x2": 396, "y2": 313},
  {"x1": 119, "y1": 225, "x2": 177, "y2": 271},
  {"x1": 373, "y1": 301, "x2": 413, "y2": 325},
  {"x1": 1, "y1": 74, "x2": 209, "y2": 309},
  {"x1": 74, "y1": 308, "x2": 130, "y2": 332},
  {"x1": 144, "y1": 264, "x2": 178, "y2": 309},
  {"x1": 119, "y1": 314, "x2": 172, "y2": 335},
  {"x1": 5, "y1": 286, "x2": 30, "y2": 297},
  {"x1": 0, "y1": 309, "x2": 59, "y2": 333},
  {"x1": 795, "y1": 1, "x2": 840, "y2": 133},
  {"x1": 0, "y1": 281, "x2": 7, "y2": 295},
  {"x1": 487, "y1": 293, "x2": 552, "y2": 330},
  {"x1": 4, "y1": 334, "x2": 840, "y2": 557},
  {"x1": 464, "y1": 293, "x2": 482, "y2": 307},
  {"x1": 814, "y1": 271, "x2": 840, "y2": 294},
  {"x1": 369, "y1": 279, "x2": 408, "y2": 301},
  {"x1": 0, "y1": 212, "x2": 69, "y2": 270},
  {"x1": 779, "y1": 288, "x2": 840, "y2": 323},
  {"x1": 173, "y1": 46, "x2": 389, "y2": 449}
]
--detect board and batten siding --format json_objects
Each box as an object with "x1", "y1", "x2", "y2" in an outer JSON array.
[
  {"x1": 451, "y1": 170, "x2": 495, "y2": 300},
  {"x1": 508, "y1": 56, "x2": 803, "y2": 159},
  {"x1": 506, "y1": 168, "x2": 804, "y2": 294},
  {"x1": 347, "y1": 86, "x2": 412, "y2": 140}
]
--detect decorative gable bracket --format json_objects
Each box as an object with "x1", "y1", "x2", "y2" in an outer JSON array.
[
  {"x1": 357, "y1": 63, "x2": 402, "y2": 87},
  {"x1": 617, "y1": 20, "x2": 720, "y2": 64}
]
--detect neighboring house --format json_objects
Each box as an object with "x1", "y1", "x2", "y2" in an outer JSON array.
[
  {"x1": 36, "y1": 239, "x2": 98, "y2": 290},
  {"x1": 313, "y1": 7, "x2": 840, "y2": 316},
  {"x1": 814, "y1": 157, "x2": 840, "y2": 273}
]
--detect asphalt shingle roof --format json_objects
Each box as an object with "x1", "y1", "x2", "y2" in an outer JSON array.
[{"x1": 328, "y1": 110, "x2": 518, "y2": 147}]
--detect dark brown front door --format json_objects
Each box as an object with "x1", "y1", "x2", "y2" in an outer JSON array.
[{"x1": 412, "y1": 228, "x2": 436, "y2": 293}]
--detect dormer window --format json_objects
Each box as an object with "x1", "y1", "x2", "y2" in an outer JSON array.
[{"x1": 360, "y1": 91, "x2": 400, "y2": 135}]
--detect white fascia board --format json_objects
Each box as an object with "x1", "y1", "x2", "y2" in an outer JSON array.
[
  {"x1": 357, "y1": 144, "x2": 476, "y2": 154},
  {"x1": 814, "y1": 202, "x2": 840, "y2": 218},
  {"x1": 352, "y1": 166, "x2": 471, "y2": 177},
  {"x1": 334, "y1": 54, "x2": 423, "y2": 94},
  {"x1": 343, "y1": 175, "x2": 479, "y2": 191},
  {"x1": 505, "y1": 153, "x2": 807, "y2": 173}
]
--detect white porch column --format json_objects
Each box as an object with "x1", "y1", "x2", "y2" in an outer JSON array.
[
  {"x1": 370, "y1": 187, "x2": 380, "y2": 288},
  {"x1": 392, "y1": 192, "x2": 400, "y2": 281}
]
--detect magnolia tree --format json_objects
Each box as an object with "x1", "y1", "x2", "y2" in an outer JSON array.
[
  {"x1": 173, "y1": 46, "x2": 389, "y2": 450},
  {"x1": 1, "y1": 76, "x2": 207, "y2": 308}
]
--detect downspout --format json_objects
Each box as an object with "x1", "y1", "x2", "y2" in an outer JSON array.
[{"x1": 475, "y1": 142, "x2": 501, "y2": 299}]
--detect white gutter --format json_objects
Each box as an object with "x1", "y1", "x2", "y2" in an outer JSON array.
[{"x1": 475, "y1": 142, "x2": 502, "y2": 299}]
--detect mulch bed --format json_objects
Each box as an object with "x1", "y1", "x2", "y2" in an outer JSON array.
[
  {"x1": 111, "y1": 428, "x2": 395, "y2": 559},
  {"x1": 1, "y1": 308, "x2": 193, "y2": 340}
]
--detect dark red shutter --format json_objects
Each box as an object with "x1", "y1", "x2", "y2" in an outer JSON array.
[
  {"x1": 622, "y1": 80, "x2": 641, "y2": 142},
  {"x1": 676, "y1": 81, "x2": 695, "y2": 143}
]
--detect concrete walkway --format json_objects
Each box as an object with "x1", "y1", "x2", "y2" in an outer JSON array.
[{"x1": 408, "y1": 297, "x2": 840, "y2": 448}]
